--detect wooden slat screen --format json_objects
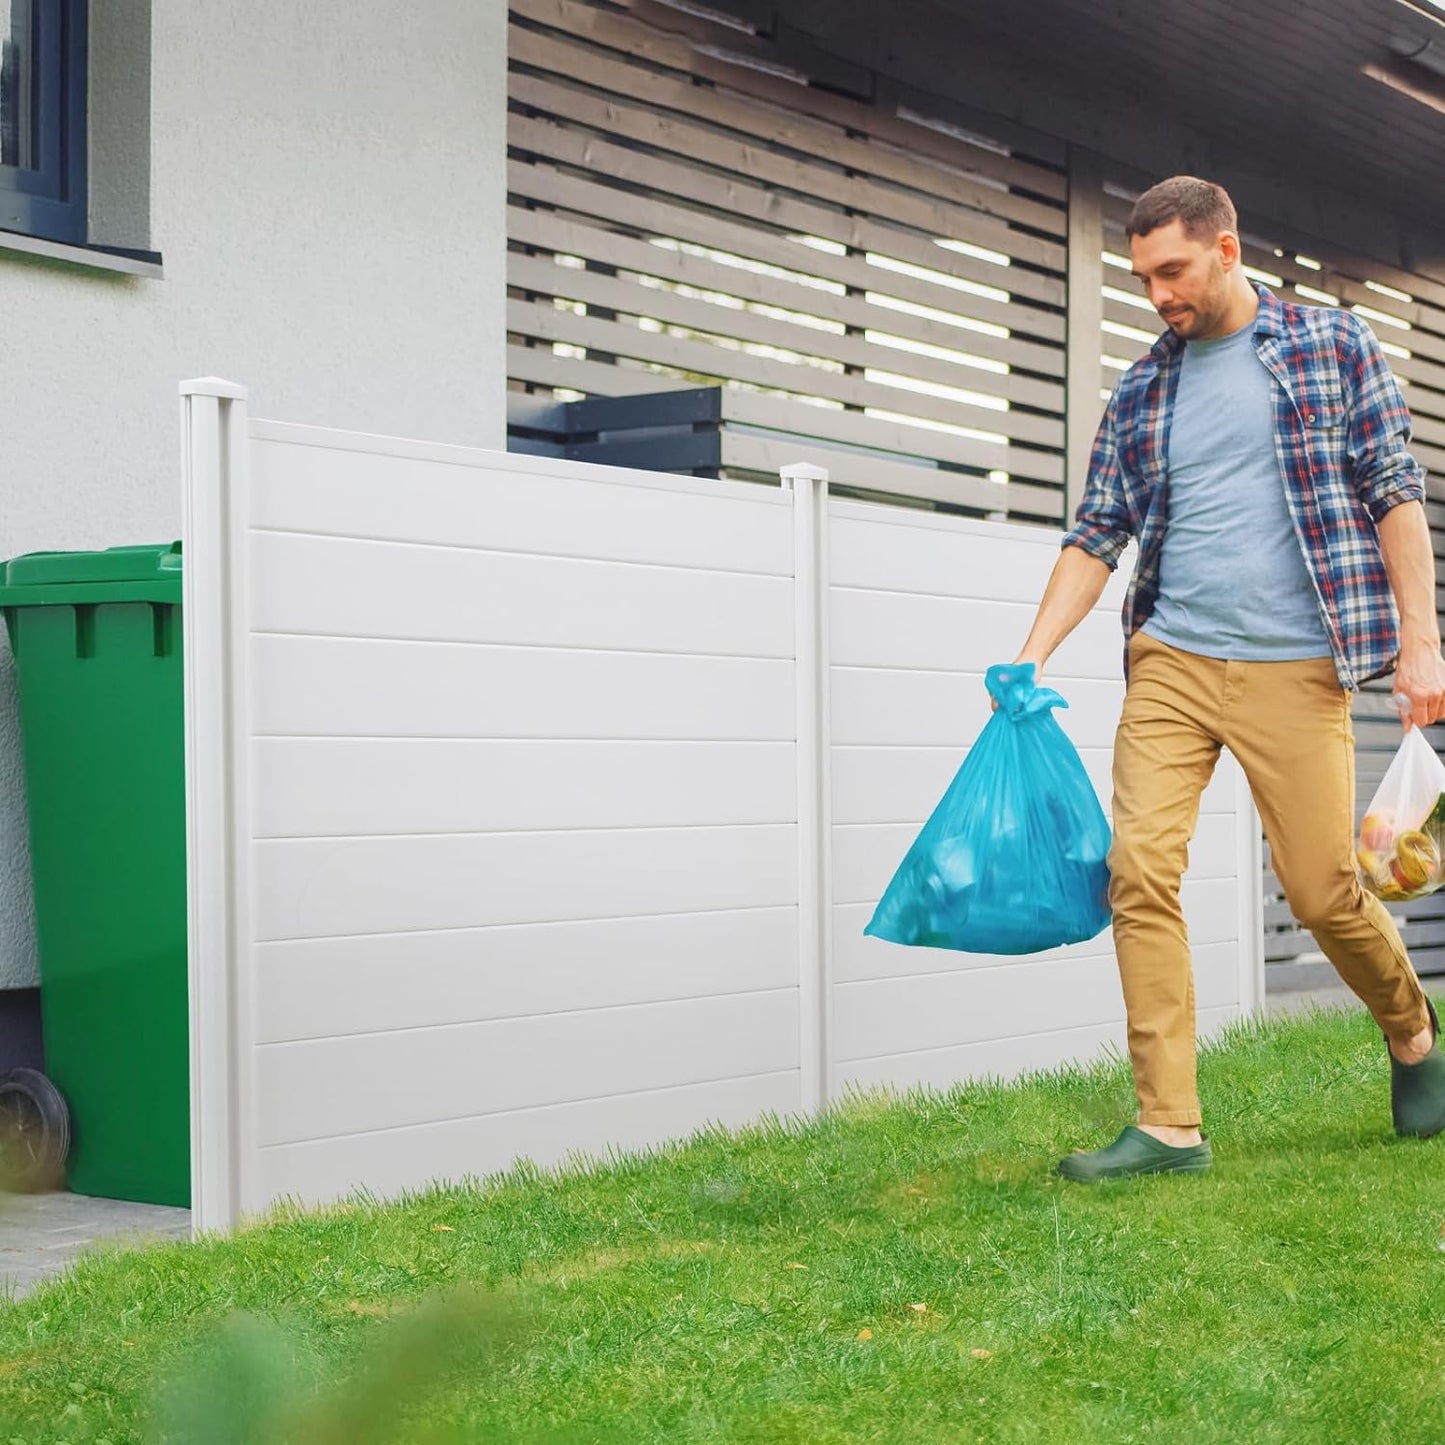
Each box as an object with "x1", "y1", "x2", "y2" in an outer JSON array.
[
  {"x1": 507, "y1": 0, "x2": 1070, "y2": 523},
  {"x1": 1099, "y1": 183, "x2": 1445, "y2": 979}
]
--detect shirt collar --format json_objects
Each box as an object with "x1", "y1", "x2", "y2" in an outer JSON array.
[
  {"x1": 1251, "y1": 284, "x2": 1285, "y2": 338},
  {"x1": 1148, "y1": 282, "x2": 1281, "y2": 362}
]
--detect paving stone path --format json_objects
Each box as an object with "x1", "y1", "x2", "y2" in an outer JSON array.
[{"x1": 1, "y1": 1190, "x2": 190, "y2": 1302}]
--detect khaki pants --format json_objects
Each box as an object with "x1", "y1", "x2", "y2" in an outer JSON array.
[{"x1": 1110, "y1": 629, "x2": 1432, "y2": 1126}]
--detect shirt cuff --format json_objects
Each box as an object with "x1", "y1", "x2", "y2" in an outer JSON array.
[
  {"x1": 1061, "y1": 523, "x2": 1128, "y2": 570},
  {"x1": 1363, "y1": 473, "x2": 1426, "y2": 525}
]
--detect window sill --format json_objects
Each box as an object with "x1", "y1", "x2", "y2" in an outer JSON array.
[{"x1": 0, "y1": 227, "x2": 163, "y2": 278}]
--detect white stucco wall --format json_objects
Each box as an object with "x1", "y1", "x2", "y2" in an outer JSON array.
[{"x1": 0, "y1": 0, "x2": 509, "y2": 989}]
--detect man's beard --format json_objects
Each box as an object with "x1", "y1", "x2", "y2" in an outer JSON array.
[{"x1": 1162, "y1": 287, "x2": 1225, "y2": 340}]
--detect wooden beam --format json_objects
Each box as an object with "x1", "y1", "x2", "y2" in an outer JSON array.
[{"x1": 1065, "y1": 146, "x2": 1105, "y2": 523}]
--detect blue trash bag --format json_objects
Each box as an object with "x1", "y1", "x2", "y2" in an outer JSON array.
[{"x1": 864, "y1": 662, "x2": 1112, "y2": 955}]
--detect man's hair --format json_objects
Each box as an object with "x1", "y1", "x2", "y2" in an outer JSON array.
[{"x1": 1125, "y1": 177, "x2": 1237, "y2": 242}]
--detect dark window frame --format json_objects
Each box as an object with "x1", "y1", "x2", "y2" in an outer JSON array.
[{"x1": 0, "y1": 0, "x2": 86, "y2": 246}]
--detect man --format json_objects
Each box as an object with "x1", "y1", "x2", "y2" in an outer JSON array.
[{"x1": 1014, "y1": 176, "x2": 1445, "y2": 1181}]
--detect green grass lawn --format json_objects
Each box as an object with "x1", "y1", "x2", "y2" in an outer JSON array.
[{"x1": 2, "y1": 1003, "x2": 1443, "y2": 1444}]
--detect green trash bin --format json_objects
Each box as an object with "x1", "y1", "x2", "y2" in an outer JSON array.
[{"x1": 0, "y1": 543, "x2": 189, "y2": 1205}]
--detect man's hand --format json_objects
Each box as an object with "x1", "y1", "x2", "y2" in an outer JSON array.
[
  {"x1": 1393, "y1": 642, "x2": 1445, "y2": 730},
  {"x1": 990, "y1": 655, "x2": 1045, "y2": 711}
]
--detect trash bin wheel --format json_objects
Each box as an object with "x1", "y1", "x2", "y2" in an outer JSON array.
[{"x1": 0, "y1": 1067, "x2": 70, "y2": 1192}]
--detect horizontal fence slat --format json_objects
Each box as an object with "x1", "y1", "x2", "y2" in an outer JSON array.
[
  {"x1": 508, "y1": 33, "x2": 1068, "y2": 241},
  {"x1": 509, "y1": 159, "x2": 1067, "y2": 330},
  {"x1": 507, "y1": 297, "x2": 1067, "y2": 451},
  {"x1": 507, "y1": 206, "x2": 1068, "y2": 380},
  {"x1": 508, "y1": 251, "x2": 1067, "y2": 417},
  {"x1": 250, "y1": 430, "x2": 794, "y2": 572},
  {"x1": 1408, "y1": 414, "x2": 1445, "y2": 453},
  {"x1": 506, "y1": 343, "x2": 693, "y2": 398},
  {"x1": 252, "y1": 634, "x2": 797, "y2": 742},
  {"x1": 613, "y1": 1, "x2": 1070, "y2": 188},
  {"x1": 1101, "y1": 293, "x2": 1162, "y2": 339},
  {"x1": 508, "y1": 73, "x2": 1067, "y2": 260},
  {"x1": 717, "y1": 387, "x2": 1065, "y2": 487},
  {"x1": 508, "y1": 112, "x2": 1069, "y2": 277},
  {"x1": 509, "y1": 0, "x2": 1068, "y2": 202},
  {"x1": 253, "y1": 906, "x2": 799, "y2": 1044},
  {"x1": 718, "y1": 431, "x2": 1062, "y2": 521},
  {"x1": 1378, "y1": 350, "x2": 1445, "y2": 398},
  {"x1": 1266, "y1": 915, "x2": 1445, "y2": 963}
]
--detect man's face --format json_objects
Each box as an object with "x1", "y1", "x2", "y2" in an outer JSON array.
[{"x1": 1129, "y1": 219, "x2": 1235, "y2": 340}]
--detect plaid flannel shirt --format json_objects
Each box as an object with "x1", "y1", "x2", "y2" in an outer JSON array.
[{"x1": 1064, "y1": 285, "x2": 1426, "y2": 690}]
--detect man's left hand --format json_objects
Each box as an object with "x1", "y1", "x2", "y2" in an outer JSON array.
[{"x1": 1393, "y1": 642, "x2": 1445, "y2": 730}]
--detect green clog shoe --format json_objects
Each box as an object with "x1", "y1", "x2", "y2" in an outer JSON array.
[
  {"x1": 1391, "y1": 999, "x2": 1445, "y2": 1139},
  {"x1": 1057, "y1": 1125, "x2": 1212, "y2": 1183}
]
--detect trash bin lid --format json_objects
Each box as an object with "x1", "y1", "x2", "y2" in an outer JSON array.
[{"x1": 0, "y1": 543, "x2": 183, "y2": 607}]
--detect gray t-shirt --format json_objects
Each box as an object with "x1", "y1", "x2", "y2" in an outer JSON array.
[{"x1": 1142, "y1": 317, "x2": 1333, "y2": 661}]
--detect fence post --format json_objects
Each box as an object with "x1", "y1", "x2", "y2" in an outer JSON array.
[
  {"x1": 180, "y1": 377, "x2": 251, "y2": 1233},
  {"x1": 780, "y1": 462, "x2": 833, "y2": 1115}
]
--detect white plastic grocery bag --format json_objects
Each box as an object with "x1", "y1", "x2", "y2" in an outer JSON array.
[{"x1": 1357, "y1": 709, "x2": 1445, "y2": 902}]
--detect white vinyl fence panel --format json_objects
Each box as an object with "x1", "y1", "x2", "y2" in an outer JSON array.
[
  {"x1": 182, "y1": 381, "x2": 1263, "y2": 1231},
  {"x1": 826, "y1": 501, "x2": 1261, "y2": 1095},
  {"x1": 183, "y1": 386, "x2": 803, "y2": 1229}
]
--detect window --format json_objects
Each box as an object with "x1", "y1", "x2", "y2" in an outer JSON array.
[{"x1": 0, "y1": 0, "x2": 85, "y2": 245}]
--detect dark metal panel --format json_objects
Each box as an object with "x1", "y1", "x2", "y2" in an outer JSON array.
[
  {"x1": 563, "y1": 387, "x2": 722, "y2": 432},
  {"x1": 563, "y1": 431, "x2": 723, "y2": 470}
]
